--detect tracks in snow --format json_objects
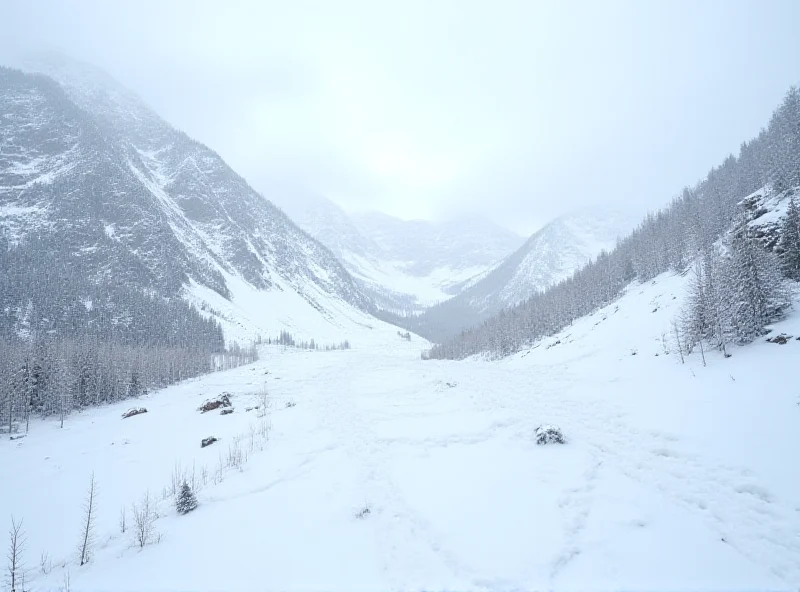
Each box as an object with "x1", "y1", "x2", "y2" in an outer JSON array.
[
  {"x1": 468, "y1": 361, "x2": 800, "y2": 586},
  {"x1": 274, "y1": 353, "x2": 800, "y2": 588}
]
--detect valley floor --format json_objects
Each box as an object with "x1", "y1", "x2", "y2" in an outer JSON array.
[{"x1": 3, "y1": 274, "x2": 800, "y2": 591}]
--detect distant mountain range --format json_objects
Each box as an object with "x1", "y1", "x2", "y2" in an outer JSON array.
[
  {"x1": 271, "y1": 191, "x2": 525, "y2": 312},
  {"x1": 379, "y1": 210, "x2": 639, "y2": 342}
]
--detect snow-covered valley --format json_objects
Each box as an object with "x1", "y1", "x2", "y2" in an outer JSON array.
[{"x1": 4, "y1": 271, "x2": 799, "y2": 591}]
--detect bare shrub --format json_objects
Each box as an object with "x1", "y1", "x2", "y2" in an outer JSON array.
[
  {"x1": 131, "y1": 492, "x2": 157, "y2": 549},
  {"x1": 6, "y1": 516, "x2": 27, "y2": 592},
  {"x1": 77, "y1": 473, "x2": 97, "y2": 566}
]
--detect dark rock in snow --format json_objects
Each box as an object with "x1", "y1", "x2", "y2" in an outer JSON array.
[
  {"x1": 121, "y1": 407, "x2": 147, "y2": 419},
  {"x1": 220, "y1": 408, "x2": 234, "y2": 415},
  {"x1": 198, "y1": 393, "x2": 232, "y2": 413},
  {"x1": 201, "y1": 437, "x2": 218, "y2": 448},
  {"x1": 535, "y1": 424, "x2": 565, "y2": 445}
]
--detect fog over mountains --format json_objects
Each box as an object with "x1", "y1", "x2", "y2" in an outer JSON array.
[{"x1": 3, "y1": 33, "x2": 800, "y2": 592}]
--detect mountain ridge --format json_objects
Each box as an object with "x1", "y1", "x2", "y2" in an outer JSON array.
[{"x1": 0, "y1": 56, "x2": 388, "y2": 344}]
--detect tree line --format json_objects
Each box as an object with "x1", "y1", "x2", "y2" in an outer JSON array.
[
  {"x1": 0, "y1": 332, "x2": 259, "y2": 434},
  {"x1": 0, "y1": 230, "x2": 259, "y2": 433},
  {"x1": 425, "y1": 87, "x2": 800, "y2": 360},
  {"x1": 266, "y1": 330, "x2": 351, "y2": 351}
]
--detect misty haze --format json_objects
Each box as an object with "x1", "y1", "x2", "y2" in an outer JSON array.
[{"x1": 2, "y1": 1, "x2": 800, "y2": 590}]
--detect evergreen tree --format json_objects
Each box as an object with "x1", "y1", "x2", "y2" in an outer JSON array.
[
  {"x1": 127, "y1": 367, "x2": 147, "y2": 399},
  {"x1": 723, "y1": 223, "x2": 789, "y2": 343},
  {"x1": 781, "y1": 195, "x2": 800, "y2": 279},
  {"x1": 175, "y1": 483, "x2": 198, "y2": 515}
]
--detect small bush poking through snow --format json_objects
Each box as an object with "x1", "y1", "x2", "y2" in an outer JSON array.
[
  {"x1": 355, "y1": 505, "x2": 371, "y2": 519},
  {"x1": 535, "y1": 424, "x2": 565, "y2": 445},
  {"x1": 285, "y1": 401, "x2": 297, "y2": 408},
  {"x1": 175, "y1": 483, "x2": 198, "y2": 515}
]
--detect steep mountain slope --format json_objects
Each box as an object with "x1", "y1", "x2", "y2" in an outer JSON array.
[
  {"x1": 401, "y1": 210, "x2": 637, "y2": 341},
  {"x1": 271, "y1": 188, "x2": 381, "y2": 264},
  {"x1": 273, "y1": 192, "x2": 524, "y2": 311},
  {"x1": 1, "y1": 56, "x2": 384, "y2": 342},
  {"x1": 424, "y1": 86, "x2": 800, "y2": 359},
  {"x1": 464, "y1": 209, "x2": 639, "y2": 312}
]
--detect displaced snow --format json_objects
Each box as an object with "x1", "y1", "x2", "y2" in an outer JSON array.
[{"x1": 3, "y1": 273, "x2": 800, "y2": 591}]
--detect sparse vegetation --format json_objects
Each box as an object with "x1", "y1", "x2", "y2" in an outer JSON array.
[
  {"x1": 268, "y1": 331, "x2": 351, "y2": 351},
  {"x1": 131, "y1": 492, "x2": 157, "y2": 549}
]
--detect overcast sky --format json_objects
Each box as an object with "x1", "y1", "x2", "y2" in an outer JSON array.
[{"x1": 3, "y1": 0, "x2": 800, "y2": 234}]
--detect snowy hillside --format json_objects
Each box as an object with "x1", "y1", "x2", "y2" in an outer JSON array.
[
  {"x1": 0, "y1": 55, "x2": 396, "y2": 343},
  {"x1": 273, "y1": 192, "x2": 523, "y2": 311},
  {"x1": 457, "y1": 209, "x2": 639, "y2": 313},
  {"x1": 3, "y1": 270, "x2": 799, "y2": 591}
]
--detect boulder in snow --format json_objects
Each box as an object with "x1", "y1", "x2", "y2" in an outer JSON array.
[
  {"x1": 220, "y1": 408, "x2": 234, "y2": 416},
  {"x1": 535, "y1": 424, "x2": 565, "y2": 445},
  {"x1": 198, "y1": 393, "x2": 232, "y2": 413},
  {"x1": 201, "y1": 436, "x2": 218, "y2": 448},
  {"x1": 122, "y1": 407, "x2": 147, "y2": 419}
]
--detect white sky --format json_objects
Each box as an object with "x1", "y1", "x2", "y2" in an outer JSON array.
[{"x1": 3, "y1": 0, "x2": 800, "y2": 234}]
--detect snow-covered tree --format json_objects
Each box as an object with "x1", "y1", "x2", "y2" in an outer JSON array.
[
  {"x1": 175, "y1": 483, "x2": 198, "y2": 515},
  {"x1": 723, "y1": 223, "x2": 790, "y2": 343},
  {"x1": 781, "y1": 195, "x2": 800, "y2": 280}
]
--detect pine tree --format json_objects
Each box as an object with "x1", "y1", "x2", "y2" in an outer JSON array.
[
  {"x1": 781, "y1": 195, "x2": 800, "y2": 280},
  {"x1": 723, "y1": 224, "x2": 789, "y2": 343},
  {"x1": 127, "y1": 367, "x2": 146, "y2": 399},
  {"x1": 175, "y1": 483, "x2": 198, "y2": 515}
]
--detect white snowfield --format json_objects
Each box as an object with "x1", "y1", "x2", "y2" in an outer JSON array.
[{"x1": 3, "y1": 272, "x2": 800, "y2": 591}]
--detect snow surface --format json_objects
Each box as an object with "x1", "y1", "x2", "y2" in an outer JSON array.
[
  {"x1": 184, "y1": 270, "x2": 401, "y2": 346},
  {"x1": 343, "y1": 252, "x2": 488, "y2": 307},
  {"x1": 3, "y1": 272, "x2": 800, "y2": 591}
]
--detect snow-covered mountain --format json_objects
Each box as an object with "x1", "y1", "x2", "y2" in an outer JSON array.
[
  {"x1": 403, "y1": 209, "x2": 638, "y2": 341},
  {"x1": 464, "y1": 209, "x2": 639, "y2": 312},
  {"x1": 0, "y1": 55, "x2": 393, "y2": 343},
  {"x1": 273, "y1": 192, "x2": 524, "y2": 311}
]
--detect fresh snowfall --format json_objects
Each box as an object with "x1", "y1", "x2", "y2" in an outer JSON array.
[
  {"x1": 3, "y1": 272, "x2": 800, "y2": 591},
  {"x1": 2, "y1": 55, "x2": 800, "y2": 592}
]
